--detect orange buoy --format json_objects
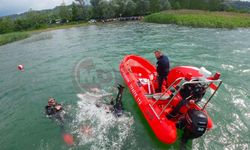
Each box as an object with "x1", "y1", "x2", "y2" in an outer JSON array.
[
  {"x1": 63, "y1": 134, "x2": 74, "y2": 145},
  {"x1": 17, "y1": 65, "x2": 24, "y2": 71}
]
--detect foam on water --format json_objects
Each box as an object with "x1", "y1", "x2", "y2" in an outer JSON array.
[
  {"x1": 71, "y1": 90, "x2": 135, "y2": 149},
  {"x1": 221, "y1": 64, "x2": 234, "y2": 71},
  {"x1": 240, "y1": 69, "x2": 250, "y2": 74},
  {"x1": 224, "y1": 84, "x2": 248, "y2": 109}
]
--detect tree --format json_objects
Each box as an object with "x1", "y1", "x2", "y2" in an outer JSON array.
[
  {"x1": 90, "y1": 0, "x2": 102, "y2": 19},
  {"x1": 75, "y1": 0, "x2": 85, "y2": 9},
  {"x1": 134, "y1": 0, "x2": 150, "y2": 15},
  {"x1": 74, "y1": 0, "x2": 89, "y2": 20},
  {"x1": 160, "y1": 0, "x2": 171, "y2": 10},
  {"x1": 209, "y1": 0, "x2": 222, "y2": 11},
  {"x1": 111, "y1": 0, "x2": 127, "y2": 17},
  {"x1": 59, "y1": 2, "x2": 72, "y2": 22},
  {"x1": 187, "y1": 0, "x2": 208, "y2": 10},
  {"x1": 149, "y1": 0, "x2": 160, "y2": 13},
  {"x1": 124, "y1": 0, "x2": 137, "y2": 16},
  {"x1": 110, "y1": 0, "x2": 137, "y2": 17},
  {"x1": 72, "y1": 2, "x2": 79, "y2": 21},
  {"x1": 172, "y1": 1, "x2": 181, "y2": 9},
  {"x1": 84, "y1": 6, "x2": 93, "y2": 20},
  {"x1": 110, "y1": 0, "x2": 120, "y2": 17},
  {"x1": 99, "y1": 0, "x2": 115, "y2": 18},
  {"x1": 25, "y1": 10, "x2": 48, "y2": 29},
  {"x1": 0, "y1": 17, "x2": 15, "y2": 34},
  {"x1": 14, "y1": 18, "x2": 30, "y2": 31}
]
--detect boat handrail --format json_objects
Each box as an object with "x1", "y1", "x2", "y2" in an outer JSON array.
[
  {"x1": 202, "y1": 80, "x2": 222, "y2": 110},
  {"x1": 150, "y1": 78, "x2": 185, "y2": 119},
  {"x1": 152, "y1": 77, "x2": 184, "y2": 107},
  {"x1": 158, "y1": 80, "x2": 188, "y2": 117},
  {"x1": 150, "y1": 78, "x2": 222, "y2": 119}
]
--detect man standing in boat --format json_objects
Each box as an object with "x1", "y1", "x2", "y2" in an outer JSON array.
[{"x1": 154, "y1": 50, "x2": 170, "y2": 93}]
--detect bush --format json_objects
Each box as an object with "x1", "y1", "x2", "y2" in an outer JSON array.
[
  {"x1": 144, "y1": 10, "x2": 250, "y2": 28},
  {"x1": 0, "y1": 17, "x2": 15, "y2": 34}
]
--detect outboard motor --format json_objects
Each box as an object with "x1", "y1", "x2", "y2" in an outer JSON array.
[
  {"x1": 167, "y1": 81, "x2": 207, "y2": 120},
  {"x1": 181, "y1": 109, "x2": 208, "y2": 144},
  {"x1": 179, "y1": 82, "x2": 206, "y2": 103}
]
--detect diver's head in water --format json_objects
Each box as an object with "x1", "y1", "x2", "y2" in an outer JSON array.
[
  {"x1": 48, "y1": 97, "x2": 56, "y2": 106},
  {"x1": 45, "y1": 98, "x2": 63, "y2": 122}
]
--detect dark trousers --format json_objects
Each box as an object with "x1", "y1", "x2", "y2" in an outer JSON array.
[{"x1": 157, "y1": 75, "x2": 168, "y2": 93}]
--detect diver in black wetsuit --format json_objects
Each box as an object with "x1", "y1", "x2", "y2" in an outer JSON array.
[
  {"x1": 95, "y1": 84, "x2": 125, "y2": 117},
  {"x1": 45, "y1": 98, "x2": 64, "y2": 123},
  {"x1": 113, "y1": 84, "x2": 125, "y2": 117}
]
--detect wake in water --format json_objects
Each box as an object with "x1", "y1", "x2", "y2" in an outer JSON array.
[{"x1": 71, "y1": 89, "x2": 135, "y2": 149}]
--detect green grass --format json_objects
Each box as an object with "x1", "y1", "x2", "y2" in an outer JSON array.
[
  {"x1": 0, "y1": 22, "x2": 89, "y2": 46},
  {"x1": 31, "y1": 22, "x2": 89, "y2": 33},
  {"x1": 0, "y1": 32, "x2": 30, "y2": 46},
  {"x1": 144, "y1": 9, "x2": 250, "y2": 28}
]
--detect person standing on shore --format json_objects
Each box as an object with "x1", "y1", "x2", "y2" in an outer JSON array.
[{"x1": 154, "y1": 50, "x2": 170, "y2": 93}]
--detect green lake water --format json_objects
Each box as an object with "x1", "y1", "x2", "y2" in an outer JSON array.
[{"x1": 0, "y1": 22, "x2": 250, "y2": 150}]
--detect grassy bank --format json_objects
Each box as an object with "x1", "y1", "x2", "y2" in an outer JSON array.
[
  {"x1": 31, "y1": 22, "x2": 89, "y2": 34},
  {"x1": 0, "y1": 32, "x2": 30, "y2": 46},
  {"x1": 0, "y1": 22, "x2": 89, "y2": 46},
  {"x1": 144, "y1": 10, "x2": 250, "y2": 28}
]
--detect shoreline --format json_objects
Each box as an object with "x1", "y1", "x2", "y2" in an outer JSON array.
[
  {"x1": 30, "y1": 22, "x2": 90, "y2": 34},
  {"x1": 2, "y1": 10, "x2": 250, "y2": 46},
  {"x1": 0, "y1": 22, "x2": 89, "y2": 46},
  {"x1": 0, "y1": 19, "x2": 143, "y2": 46}
]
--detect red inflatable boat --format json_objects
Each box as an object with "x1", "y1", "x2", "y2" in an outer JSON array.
[{"x1": 120, "y1": 55, "x2": 222, "y2": 144}]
